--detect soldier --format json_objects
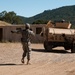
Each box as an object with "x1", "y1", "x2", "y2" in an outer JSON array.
[{"x1": 11, "y1": 23, "x2": 35, "y2": 64}]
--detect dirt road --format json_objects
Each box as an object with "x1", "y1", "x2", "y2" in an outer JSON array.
[{"x1": 0, "y1": 43, "x2": 75, "y2": 75}]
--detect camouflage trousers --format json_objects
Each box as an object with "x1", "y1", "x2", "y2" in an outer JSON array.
[{"x1": 21, "y1": 42, "x2": 31, "y2": 61}]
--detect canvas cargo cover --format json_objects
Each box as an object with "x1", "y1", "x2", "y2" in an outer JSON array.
[
  {"x1": 49, "y1": 28, "x2": 75, "y2": 35},
  {"x1": 55, "y1": 22, "x2": 71, "y2": 28}
]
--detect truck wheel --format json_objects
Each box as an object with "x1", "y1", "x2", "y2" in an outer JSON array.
[
  {"x1": 71, "y1": 42, "x2": 75, "y2": 53},
  {"x1": 44, "y1": 41, "x2": 52, "y2": 51},
  {"x1": 64, "y1": 46, "x2": 70, "y2": 50}
]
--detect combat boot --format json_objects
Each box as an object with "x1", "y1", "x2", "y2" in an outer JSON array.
[
  {"x1": 26, "y1": 60, "x2": 31, "y2": 65},
  {"x1": 21, "y1": 58, "x2": 24, "y2": 64}
]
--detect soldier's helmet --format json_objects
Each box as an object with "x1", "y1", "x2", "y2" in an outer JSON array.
[{"x1": 25, "y1": 23, "x2": 30, "y2": 29}]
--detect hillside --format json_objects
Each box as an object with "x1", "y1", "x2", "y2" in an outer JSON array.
[{"x1": 21, "y1": 5, "x2": 75, "y2": 26}]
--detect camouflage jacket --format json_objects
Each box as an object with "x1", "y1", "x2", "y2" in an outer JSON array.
[{"x1": 11, "y1": 29, "x2": 35, "y2": 42}]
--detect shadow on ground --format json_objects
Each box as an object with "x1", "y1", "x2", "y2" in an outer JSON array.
[
  {"x1": 32, "y1": 48, "x2": 71, "y2": 54},
  {"x1": 0, "y1": 63, "x2": 25, "y2": 66}
]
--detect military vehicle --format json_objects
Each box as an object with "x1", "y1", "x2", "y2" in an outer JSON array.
[{"x1": 40, "y1": 20, "x2": 75, "y2": 53}]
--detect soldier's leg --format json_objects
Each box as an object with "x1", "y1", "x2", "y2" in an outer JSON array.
[
  {"x1": 21, "y1": 43, "x2": 27, "y2": 63},
  {"x1": 27, "y1": 43, "x2": 31, "y2": 64}
]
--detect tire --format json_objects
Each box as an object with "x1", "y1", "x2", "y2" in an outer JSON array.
[
  {"x1": 44, "y1": 41, "x2": 52, "y2": 51},
  {"x1": 64, "y1": 46, "x2": 70, "y2": 50},
  {"x1": 71, "y1": 42, "x2": 75, "y2": 53},
  {"x1": 64, "y1": 43, "x2": 70, "y2": 50}
]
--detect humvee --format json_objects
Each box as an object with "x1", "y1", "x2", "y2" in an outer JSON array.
[{"x1": 40, "y1": 20, "x2": 75, "y2": 53}]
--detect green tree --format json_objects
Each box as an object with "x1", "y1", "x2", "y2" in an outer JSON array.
[
  {"x1": 0, "y1": 11, "x2": 7, "y2": 17},
  {"x1": 0, "y1": 11, "x2": 23, "y2": 24}
]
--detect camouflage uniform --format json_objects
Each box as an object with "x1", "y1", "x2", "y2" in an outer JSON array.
[{"x1": 11, "y1": 23, "x2": 35, "y2": 64}]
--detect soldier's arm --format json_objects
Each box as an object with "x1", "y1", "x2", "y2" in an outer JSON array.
[
  {"x1": 30, "y1": 30, "x2": 35, "y2": 36},
  {"x1": 11, "y1": 30, "x2": 21, "y2": 34}
]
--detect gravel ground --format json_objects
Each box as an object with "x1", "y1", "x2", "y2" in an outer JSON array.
[{"x1": 0, "y1": 43, "x2": 75, "y2": 75}]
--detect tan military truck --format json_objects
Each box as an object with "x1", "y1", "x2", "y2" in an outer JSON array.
[{"x1": 40, "y1": 20, "x2": 75, "y2": 53}]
